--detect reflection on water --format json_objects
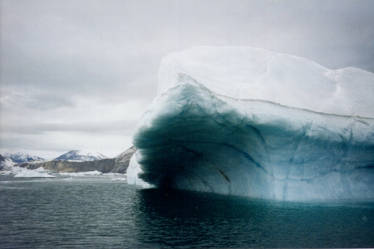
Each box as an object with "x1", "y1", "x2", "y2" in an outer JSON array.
[
  {"x1": 134, "y1": 188, "x2": 374, "y2": 248},
  {"x1": 0, "y1": 177, "x2": 373, "y2": 248}
]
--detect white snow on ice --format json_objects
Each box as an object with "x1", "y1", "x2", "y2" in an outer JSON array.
[{"x1": 159, "y1": 46, "x2": 374, "y2": 117}]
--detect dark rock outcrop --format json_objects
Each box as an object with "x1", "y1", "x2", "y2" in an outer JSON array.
[{"x1": 112, "y1": 146, "x2": 136, "y2": 173}]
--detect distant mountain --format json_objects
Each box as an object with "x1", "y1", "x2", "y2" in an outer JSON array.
[
  {"x1": 54, "y1": 150, "x2": 107, "y2": 162},
  {"x1": 3, "y1": 152, "x2": 45, "y2": 164},
  {"x1": 0, "y1": 154, "x2": 16, "y2": 170},
  {"x1": 20, "y1": 147, "x2": 136, "y2": 174}
]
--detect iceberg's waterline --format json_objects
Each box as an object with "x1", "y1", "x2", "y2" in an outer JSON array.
[{"x1": 127, "y1": 47, "x2": 374, "y2": 201}]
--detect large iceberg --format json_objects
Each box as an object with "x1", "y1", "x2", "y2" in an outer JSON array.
[{"x1": 128, "y1": 47, "x2": 374, "y2": 201}]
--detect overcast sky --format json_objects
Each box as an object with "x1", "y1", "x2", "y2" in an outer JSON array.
[{"x1": 1, "y1": 0, "x2": 374, "y2": 159}]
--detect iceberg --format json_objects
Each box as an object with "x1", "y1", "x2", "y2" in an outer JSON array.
[{"x1": 127, "y1": 47, "x2": 374, "y2": 201}]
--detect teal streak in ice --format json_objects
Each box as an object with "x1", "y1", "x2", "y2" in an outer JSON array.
[
  {"x1": 129, "y1": 78, "x2": 374, "y2": 201},
  {"x1": 127, "y1": 47, "x2": 374, "y2": 201}
]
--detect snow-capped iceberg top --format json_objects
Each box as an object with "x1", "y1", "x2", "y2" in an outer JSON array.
[
  {"x1": 159, "y1": 46, "x2": 374, "y2": 118},
  {"x1": 54, "y1": 150, "x2": 107, "y2": 162}
]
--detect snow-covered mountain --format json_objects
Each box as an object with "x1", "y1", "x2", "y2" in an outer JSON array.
[
  {"x1": 0, "y1": 153, "x2": 54, "y2": 178},
  {"x1": 54, "y1": 150, "x2": 107, "y2": 162},
  {"x1": 0, "y1": 154, "x2": 16, "y2": 172},
  {"x1": 3, "y1": 152, "x2": 45, "y2": 164},
  {"x1": 0, "y1": 154, "x2": 14, "y2": 169}
]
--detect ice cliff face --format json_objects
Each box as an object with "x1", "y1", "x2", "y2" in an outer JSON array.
[{"x1": 128, "y1": 47, "x2": 374, "y2": 201}]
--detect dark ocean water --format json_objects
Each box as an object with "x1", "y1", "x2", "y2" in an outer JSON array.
[{"x1": 0, "y1": 176, "x2": 373, "y2": 248}]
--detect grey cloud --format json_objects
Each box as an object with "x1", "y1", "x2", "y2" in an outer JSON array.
[
  {"x1": 0, "y1": 87, "x2": 76, "y2": 111},
  {"x1": 25, "y1": 94, "x2": 75, "y2": 110},
  {"x1": 1, "y1": 0, "x2": 374, "y2": 156},
  {"x1": 1, "y1": 0, "x2": 175, "y2": 102},
  {"x1": 2, "y1": 0, "x2": 374, "y2": 101},
  {"x1": 172, "y1": 0, "x2": 374, "y2": 71},
  {"x1": 2, "y1": 120, "x2": 137, "y2": 135}
]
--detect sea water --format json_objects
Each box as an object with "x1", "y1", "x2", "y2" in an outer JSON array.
[{"x1": 0, "y1": 175, "x2": 373, "y2": 248}]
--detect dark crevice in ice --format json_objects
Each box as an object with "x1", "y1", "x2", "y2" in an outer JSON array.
[
  {"x1": 217, "y1": 169, "x2": 231, "y2": 183},
  {"x1": 169, "y1": 138, "x2": 268, "y2": 174}
]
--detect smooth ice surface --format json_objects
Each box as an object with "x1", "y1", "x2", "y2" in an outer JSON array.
[{"x1": 128, "y1": 47, "x2": 374, "y2": 201}]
